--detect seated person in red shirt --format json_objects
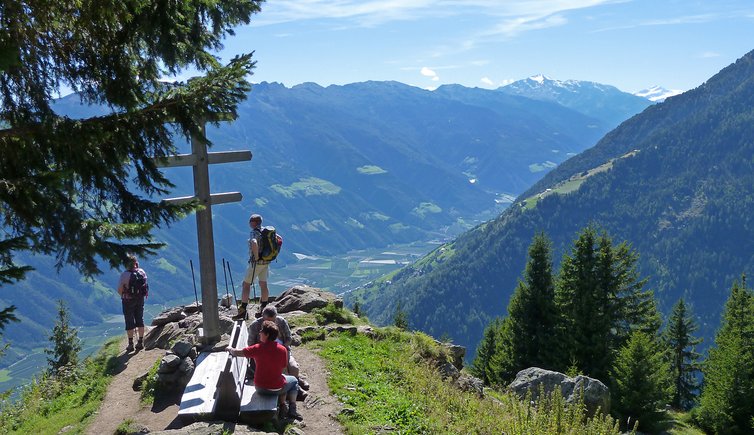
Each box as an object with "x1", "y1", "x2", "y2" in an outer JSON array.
[{"x1": 227, "y1": 320, "x2": 301, "y2": 420}]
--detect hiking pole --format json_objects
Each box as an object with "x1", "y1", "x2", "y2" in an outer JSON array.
[
  {"x1": 189, "y1": 259, "x2": 200, "y2": 309},
  {"x1": 222, "y1": 258, "x2": 230, "y2": 303},
  {"x1": 227, "y1": 261, "x2": 238, "y2": 302}
]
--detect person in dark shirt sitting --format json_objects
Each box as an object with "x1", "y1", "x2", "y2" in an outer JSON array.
[{"x1": 227, "y1": 320, "x2": 302, "y2": 420}]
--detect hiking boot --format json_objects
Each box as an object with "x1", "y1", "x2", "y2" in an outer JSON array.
[
  {"x1": 135, "y1": 339, "x2": 144, "y2": 351},
  {"x1": 287, "y1": 403, "x2": 303, "y2": 421},
  {"x1": 296, "y1": 388, "x2": 308, "y2": 402},
  {"x1": 126, "y1": 341, "x2": 134, "y2": 352},
  {"x1": 232, "y1": 305, "x2": 247, "y2": 321},
  {"x1": 299, "y1": 379, "x2": 310, "y2": 391}
]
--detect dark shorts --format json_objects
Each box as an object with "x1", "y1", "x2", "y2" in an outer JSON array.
[{"x1": 122, "y1": 296, "x2": 145, "y2": 330}]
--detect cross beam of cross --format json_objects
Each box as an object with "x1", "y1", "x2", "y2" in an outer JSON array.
[{"x1": 156, "y1": 122, "x2": 251, "y2": 343}]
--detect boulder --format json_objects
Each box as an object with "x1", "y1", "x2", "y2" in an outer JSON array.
[
  {"x1": 219, "y1": 294, "x2": 233, "y2": 308},
  {"x1": 183, "y1": 301, "x2": 202, "y2": 315},
  {"x1": 144, "y1": 322, "x2": 184, "y2": 350},
  {"x1": 441, "y1": 342, "x2": 465, "y2": 370},
  {"x1": 456, "y1": 374, "x2": 484, "y2": 397},
  {"x1": 151, "y1": 307, "x2": 187, "y2": 326},
  {"x1": 273, "y1": 286, "x2": 342, "y2": 313},
  {"x1": 172, "y1": 341, "x2": 194, "y2": 358},
  {"x1": 157, "y1": 354, "x2": 182, "y2": 374},
  {"x1": 508, "y1": 367, "x2": 610, "y2": 416}
]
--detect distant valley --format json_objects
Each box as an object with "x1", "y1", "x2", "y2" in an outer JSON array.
[
  {"x1": 351, "y1": 50, "x2": 754, "y2": 360},
  {"x1": 0, "y1": 77, "x2": 651, "y2": 379}
]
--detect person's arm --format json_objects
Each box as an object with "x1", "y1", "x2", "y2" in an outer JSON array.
[
  {"x1": 279, "y1": 318, "x2": 292, "y2": 348},
  {"x1": 227, "y1": 345, "x2": 256, "y2": 358},
  {"x1": 251, "y1": 238, "x2": 259, "y2": 262},
  {"x1": 116, "y1": 272, "x2": 125, "y2": 297}
]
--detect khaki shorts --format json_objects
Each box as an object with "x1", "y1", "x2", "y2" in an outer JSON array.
[{"x1": 243, "y1": 261, "x2": 269, "y2": 284}]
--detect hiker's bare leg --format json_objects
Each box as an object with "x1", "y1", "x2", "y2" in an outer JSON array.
[
  {"x1": 127, "y1": 328, "x2": 134, "y2": 339},
  {"x1": 137, "y1": 326, "x2": 144, "y2": 339},
  {"x1": 241, "y1": 280, "x2": 251, "y2": 303},
  {"x1": 260, "y1": 280, "x2": 269, "y2": 303}
]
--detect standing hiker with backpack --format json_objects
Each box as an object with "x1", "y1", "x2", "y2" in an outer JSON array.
[
  {"x1": 116, "y1": 254, "x2": 149, "y2": 352},
  {"x1": 234, "y1": 213, "x2": 281, "y2": 320}
]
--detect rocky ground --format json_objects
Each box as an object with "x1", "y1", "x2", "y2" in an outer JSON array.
[{"x1": 85, "y1": 286, "x2": 345, "y2": 435}]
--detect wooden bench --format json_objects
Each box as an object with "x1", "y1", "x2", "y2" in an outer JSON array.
[{"x1": 178, "y1": 319, "x2": 280, "y2": 423}]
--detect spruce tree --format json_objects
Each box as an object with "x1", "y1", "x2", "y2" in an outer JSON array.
[
  {"x1": 555, "y1": 226, "x2": 598, "y2": 374},
  {"x1": 555, "y1": 227, "x2": 656, "y2": 381},
  {"x1": 0, "y1": 1, "x2": 263, "y2": 288},
  {"x1": 663, "y1": 298, "x2": 702, "y2": 410},
  {"x1": 45, "y1": 300, "x2": 81, "y2": 375},
  {"x1": 393, "y1": 301, "x2": 409, "y2": 330},
  {"x1": 499, "y1": 232, "x2": 558, "y2": 377},
  {"x1": 698, "y1": 276, "x2": 754, "y2": 434},
  {"x1": 471, "y1": 317, "x2": 502, "y2": 385},
  {"x1": 611, "y1": 331, "x2": 671, "y2": 432}
]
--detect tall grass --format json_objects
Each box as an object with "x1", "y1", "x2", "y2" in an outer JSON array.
[
  {"x1": 0, "y1": 338, "x2": 121, "y2": 434},
  {"x1": 316, "y1": 330, "x2": 627, "y2": 434}
]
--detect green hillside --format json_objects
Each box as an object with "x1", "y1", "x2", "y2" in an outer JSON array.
[
  {"x1": 1, "y1": 79, "x2": 647, "y2": 368},
  {"x1": 350, "y1": 49, "x2": 754, "y2": 357}
]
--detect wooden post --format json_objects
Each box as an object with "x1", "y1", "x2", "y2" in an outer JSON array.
[
  {"x1": 192, "y1": 124, "x2": 220, "y2": 343},
  {"x1": 156, "y1": 121, "x2": 252, "y2": 344}
]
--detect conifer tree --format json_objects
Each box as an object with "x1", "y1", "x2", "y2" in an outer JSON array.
[
  {"x1": 0, "y1": 1, "x2": 263, "y2": 289},
  {"x1": 471, "y1": 317, "x2": 502, "y2": 385},
  {"x1": 497, "y1": 233, "x2": 558, "y2": 378},
  {"x1": 698, "y1": 276, "x2": 754, "y2": 434},
  {"x1": 394, "y1": 301, "x2": 409, "y2": 330},
  {"x1": 555, "y1": 227, "x2": 656, "y2": 381},
  {"x1": 663, "y1": 297, "x2": 702, "y2": 410},
  {"x1": 45, "y1": 300, "x2": 81, "y2": 375},
  {"x1": 611, "y1": 331, "x2": 671, "y2": 432}
]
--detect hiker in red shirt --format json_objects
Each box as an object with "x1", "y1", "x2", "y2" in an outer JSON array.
[{"x1": 227, "y1": 320, "x2": 302, "y2": 420}]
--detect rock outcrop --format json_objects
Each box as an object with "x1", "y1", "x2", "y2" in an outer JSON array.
[{"x1": 508, "y1": 367, "x2": 610, "y2": 416}]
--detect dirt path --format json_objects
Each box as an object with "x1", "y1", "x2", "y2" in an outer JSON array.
[
  {"x1": 86, "y1": 336, "x2": 343, "y2": 434},
  {"x1": 86, "y1": 336, "x2": 181, "y2": 434},
  {"x1": 292, "y1": 345, "x2": 344, "y2": 434}
]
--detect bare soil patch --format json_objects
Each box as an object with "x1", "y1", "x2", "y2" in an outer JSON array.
[{"x1": 86, "y1": 335, "x2": 343, "y2": 434}]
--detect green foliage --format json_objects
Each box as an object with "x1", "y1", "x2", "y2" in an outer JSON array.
[
  {"x1": 313, "y1": 303, "x2": 355, "y2": 325},
  {"x1": 0, "y1": 0, "x2": 263, "y2": 284},
  {"x1": 663, "y1": 298, "x2": 702, "y2": 410},
  {"x1": 319, "y1": 330, "x2": 626, "y2": 434},
  {"x1": 114, "y1": 419, "x2": 136, "y2": 435},
  {"x1": 140, "y1": 358, "x2": 162, "y2": 405},
  {"x1": 611, "y1": 331, "x2": 671, "y2": 432},
  {"x1": 0, "y1": 338, "x2": 120, "y2": 434},
  {"x1": 45, "y1": 300, "x2": 81, "y2": 375},
  {"x1": 300, "y1": 329, "x2": 327, "y2": 343},
  {"x1": 554, "y1": 227, "x2": 657, "y2": 381},
  {"x1": 697, "y1": 276, "x2": 754, "y2": 434},
  {"x1": 393, "y1": 301, "x2": 409, "y2": 330},
  {"x1": 496, "y1": 233, "x2": 559, "y2": 381}
]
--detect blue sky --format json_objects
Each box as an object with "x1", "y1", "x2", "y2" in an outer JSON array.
[{"x1": 212, "y1": 0, "x2": 754, "y2": 93}]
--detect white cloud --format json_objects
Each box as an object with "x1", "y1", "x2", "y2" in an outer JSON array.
[
  {"x1": 421, "y1": 67, "x2": 438, "y2": 78},
  {"x1": 432, "y1": 76, "x2": 440, "y2": 81},
  {"x1": 699, "y1": 51, "x2": 721, "y2": 58},
  {"x1": 254, "y1": 0, "x2": 622, "y2": 29},
  {"x1": 480, "y1": 77, "x2": 494, "y2": 86}
]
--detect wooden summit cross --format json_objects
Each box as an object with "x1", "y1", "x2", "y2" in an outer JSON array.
[{"x1": 156, "y1": 121, "x2": 251, "y2": 344}]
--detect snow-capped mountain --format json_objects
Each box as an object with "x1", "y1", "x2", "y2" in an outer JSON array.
[
  {"x1": 498, "y1": 74, "x2": 652, "y2": 127},
  {"x1": 633, "y1": 85, "x2": 683, "y2": 102}
]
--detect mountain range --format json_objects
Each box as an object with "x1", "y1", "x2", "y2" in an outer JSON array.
[
  {"x1": 350, "y1": 49, "x2": 754, "y2": 359},
  {"x1": 1, "y1": 77, "x2": 652, "y2": 368}
]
